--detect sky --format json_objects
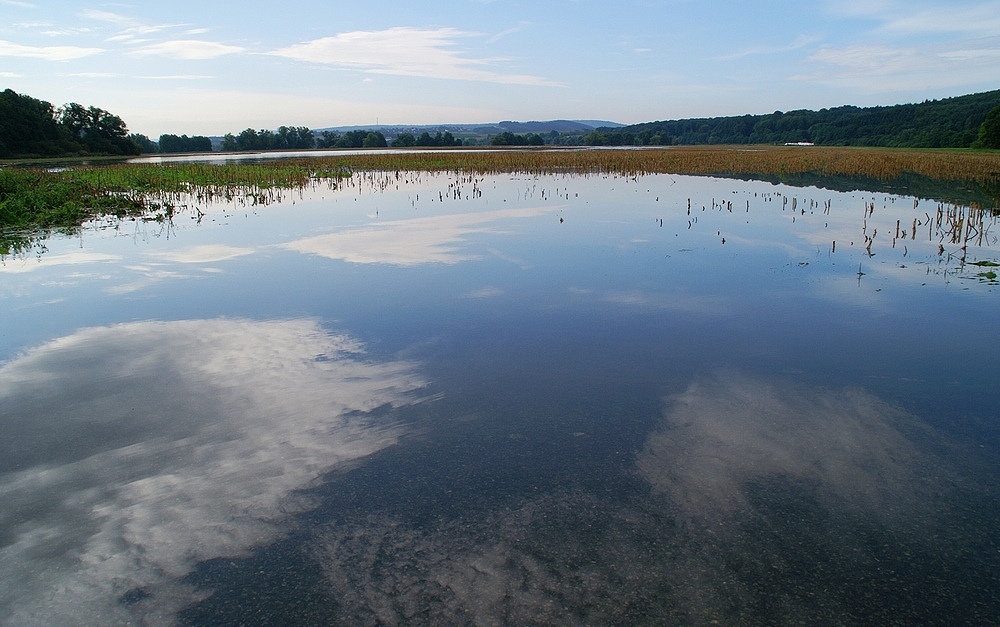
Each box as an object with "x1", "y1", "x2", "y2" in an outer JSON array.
[{"x1": 1, "y1": 0, "x2": 999, "y2": 137}]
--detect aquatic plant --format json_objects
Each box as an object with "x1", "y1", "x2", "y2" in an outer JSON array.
[{"x1": 3, "y1": 146, "x2": 999, "y2": 253}]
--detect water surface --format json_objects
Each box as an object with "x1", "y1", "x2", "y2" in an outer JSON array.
[{"x1": 2, "y1": 170, "x2": 998, "y2": 624}]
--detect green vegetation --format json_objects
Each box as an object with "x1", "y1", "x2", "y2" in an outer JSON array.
[
  {"x1": 158, "y1": 134, "x2": 212, "y2": 153},
  {"x1": 0, "y1": 160, "x2": 351, "y2": 253},
  {"x1": 0, "y1": 88, "x2": 144, "y2": 158},
  {"x1": 391, "y1": 131, "x2": 463, "y2": 148},
  {"x1": 221, "y1": 126, "x2": 317, "y2": 151},
  {"x1": 584, "y1": 90, "x2": 1000, "y2": 148},
  {"x1": 973, "y1": 104, "x2": 1000, "y2": 149},
  {"x1": 490, "y1": 131, "x2": 545, "y2": 146}
]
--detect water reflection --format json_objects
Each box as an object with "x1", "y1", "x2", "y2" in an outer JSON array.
[
  {"x1": 637, "y1": 372, "x2": 932, "y2": 522},
  {"x1": 254, "y1": 372, "x2": 987, "y2": 625},
  {"x1": 280, "y1": 205, "x2": 558, "y2": 266},
  {"x1": 1, "y1": 170, "x2": 998, "y2": 624},
  {"x1": 0, "y1": 318, "x2": 427, "y2": 625}
]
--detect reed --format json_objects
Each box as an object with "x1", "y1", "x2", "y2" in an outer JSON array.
[{"x1": 3, "y1": 146, "x2": 998, "y2": 242}]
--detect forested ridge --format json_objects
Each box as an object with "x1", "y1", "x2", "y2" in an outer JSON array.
[
  {"x1": 585, "y1": 90, "x2": 1000, "y2": 149},
  {"x1": 3, "y1": 86, "x2": 1000, "y2": 158}
]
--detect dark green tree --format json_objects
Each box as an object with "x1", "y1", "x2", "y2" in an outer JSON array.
[
  {"x1": 158, "y1": 134, "x2": 212, "y2": 153},
  {"x1": 0, "y1": 89, "x2": 74, "y2": 157},
  {"x1": 973, "y1": 104, "x2": 1000, "y2": 149},
  {"x1": 392, "y1": 132, "x2": 416, "y2": 147},
  {"x1": 58, "y1": 103, "x2": 138, "y2": 155},
  {"x1": 316, "y1": 131, "x2": 340, "y2": 148},
  {"x1": 128, "y1": 133, "x2": 158, "y2": 153},
  {"x1": 362, "y1": 131, "x2": 387, "y2": 148}
]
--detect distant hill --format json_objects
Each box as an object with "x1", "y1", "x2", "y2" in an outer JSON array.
[
  {"x1": 314, "y1": 120, "x2": 621, "y2": 137},
  {"x1": 585, "y1": 90, "x2": 1000, "y2": 148}
]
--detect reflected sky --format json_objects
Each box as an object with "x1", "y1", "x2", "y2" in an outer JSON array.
[
  {"x1": 1, "y1": 171, "x2": 998, "y2": 624},
  {"x1": 637, "y1": 372, "x2": 931, "y2": 523},
  {"x1": 279, "y1": 205, "x2": 559, "y2": 266},
  {"x1": 0, "y1": 318, "x2": 426, "y2": 624}
]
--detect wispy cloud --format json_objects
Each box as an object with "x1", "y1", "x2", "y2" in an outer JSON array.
[
  {"x1": 280, "y1": 205, "x2": 558, "y2": 266},
  {"x1": 0, "y1": 39, "x2": 103, "y2": 60},
  {"x1": 268, "y1": 27, "x2": 561, "y2": 86},
  {"x1": 825, "y1": 0, "x2": 1000, "y2": 39},
  {"x1": 149, "y1": 245, "x2": 255, "y2": 263},
  {"x1": 794, "y1": 37, "x2": 1000, "y2": 90},
  {"x1": 0, "y1": 252, "x2": 120, "y2": 273},
  {"x1": 719, "y1": 34, "x2": 820, "y2": 61},
  {"x1": 485, "y1": 21, "x2": 531, "y2": 44},
  {"x1": 80, "y1": 9, "x2": 187, "y2": 45},
  {"x1": 138, "y1": 74, "x2": 214, "y2": 80},
  {"x1": 129, "y1": 39, "x2": 245, "y2": 60}
]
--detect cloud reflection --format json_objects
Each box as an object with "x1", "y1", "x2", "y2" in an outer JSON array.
[
  {"x1": 0, "y1": 318, "x2": 427, "y2": 624},
  {"x1": 149, "y1": 244, "x2": 255, "y2": 263},
  {"x1": 0, "y1": 252, "x2": 121, "y2": 273},
  {"x1": 637, "y1": 372, "x2": 929, "y2": 523},
  {"x1": 280, "y1": 206, "x2": 556, "y2": 266}
]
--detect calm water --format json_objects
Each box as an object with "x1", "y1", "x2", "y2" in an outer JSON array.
[{"x1": 1, "y1": 169, "x2": 998, "y2": 625}]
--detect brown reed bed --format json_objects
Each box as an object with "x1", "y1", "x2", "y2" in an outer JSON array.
[{"x1": 308, "y1": 146, "x2": 1000, "y2": 186}]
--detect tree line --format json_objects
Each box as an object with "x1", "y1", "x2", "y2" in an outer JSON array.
[
  {"x1": 583, "y1": 90, "x2": 1000, "y2": 149},
  {"x1": 0, "y1": 88, "x2": 147, "y2": 158},
  {"x1": 4, "y1": 86, "x2": 998, "y2": 159}
]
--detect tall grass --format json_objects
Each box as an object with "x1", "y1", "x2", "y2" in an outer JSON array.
[{"x1": 3, "y1": 146, "x2": 998, "y2": 246}]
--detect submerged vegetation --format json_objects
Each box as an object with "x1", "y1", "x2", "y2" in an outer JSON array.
[{"x1": 3, "y1": 145, "x2": 999, "y2": 255}]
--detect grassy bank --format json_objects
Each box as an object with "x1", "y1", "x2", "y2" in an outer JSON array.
[{"x1": 3, "y1": 146, "x2": 999, "y2": 252}]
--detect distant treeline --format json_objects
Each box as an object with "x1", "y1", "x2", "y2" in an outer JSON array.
[
  {"x1": 584, "y1": 90, "x2": 1000, "y2": 148},
  {"x1": 158, "y1": 134, "x2": 212, "y2": 153},
  {"x1": 0, "y1": 88, "x2": 146, "y2": 158},
  {"x1": 4, "y1": 86, "x2": 999, "y2": 159}
]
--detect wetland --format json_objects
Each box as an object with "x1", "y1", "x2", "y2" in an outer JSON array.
[{"x1": 1, "y1": 147, "x2": 999, "y2": 624}]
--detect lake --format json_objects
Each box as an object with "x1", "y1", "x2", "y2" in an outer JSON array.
[{"x1": 1, "y1": 167, "x2": 998, "y2": 624}]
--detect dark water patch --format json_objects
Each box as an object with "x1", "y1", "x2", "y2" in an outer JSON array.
[
  {"x1": 177, "y1": 537, "x2": 339, "y2": 626},
  {"x1": 717, "y1": 170, "x2": 1000, "y2": 209}
]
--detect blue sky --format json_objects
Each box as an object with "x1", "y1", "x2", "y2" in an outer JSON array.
[{"x1": 2, "y1": 0, "x2": 999, "y2": 137}]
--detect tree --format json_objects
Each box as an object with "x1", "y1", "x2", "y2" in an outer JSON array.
[
  {"x1": 362, "y1": 131, "x2": 387, "y2": 148},
  {"x1": 58, "y1": 103, "x2": 138, "y2": 155},
  {"x1": 128, "y1": 133, "x2": 158, "y2": 153},
  {"x1": 392, "y1": 132, "x2": 416, "y2": 147},
  {"x1": 158, "y1": 134, "x2": 212, "y2": 153},
  {"x1": 973, "y1": 104, "x2": 1000, "y2": 149},
  {"x1": 0, "y1": 88, "x2": 73, "y2": 157},
  {"x1": 316, "y1": 131, "x2": 340, "y2": 148}
]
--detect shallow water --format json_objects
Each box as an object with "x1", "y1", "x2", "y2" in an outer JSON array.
[{"x1": 1, "y1": 170, "x2": 998, "y2": 625}]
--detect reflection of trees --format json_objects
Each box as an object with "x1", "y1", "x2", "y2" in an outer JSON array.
[{"x1": 720, "y1": 170, "x2": 1000, "y2": 212}]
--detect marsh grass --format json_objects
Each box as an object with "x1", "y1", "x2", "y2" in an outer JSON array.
[{"x1": 3, "y1": 146, "x2": 999, "y2": 254}]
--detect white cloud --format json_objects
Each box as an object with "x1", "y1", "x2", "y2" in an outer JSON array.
[
  {"x1": 794, "y1": 38, "x2": 1000, "y2": 90},
  {"x1": 875, "y1": 2, "x2": 1000, "y2": 36},
  {"x1": 0, "y1": 318, "x2": 427, "y2": 624},
  {"x1": 0, "y1": 252, "x2": 121, "y2": 273},
  {"x1": 719, "y1": 34, "x2": 820, "y2": 61},
  {"x1": 280, "y1": 205, "x2": 558, "y2": 266},
  {"x1": 66, "y1": 71, "x2": 120, "y2": 78},
  {"x1": 138, "y1": 74, "x2": 213, "y2": 80},
  {"x1": 129, "y1": 39, "x2": 245, "y2": 60},
  {"x1": 268, "y1": 27, "x2": 561, "y2": 86},
  {"x1": 0, "y1": 39, "x2": 103, "y2": 60},
  {"x1": 149, "y1": 244, "x2": 255, "y2": 263},
  {"x1": 637, "y1": 372, "x2": 933, "y2": 523}
]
